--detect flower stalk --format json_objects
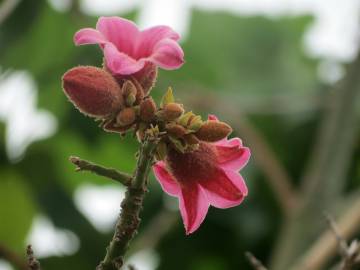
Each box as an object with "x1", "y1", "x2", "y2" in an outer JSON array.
[{"x1": 97, "y1": 139, "x2": 158, "y2": 270}]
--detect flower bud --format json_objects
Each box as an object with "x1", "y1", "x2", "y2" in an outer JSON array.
[
  {"x1": 161, "y1": 103, "x2": 184, "y2": 121},
  {"x1": 103, "y1": 119, "x2": 131, "y2": 133},
  {"x1": 116, "y1": 107, "x2": 136, "y2": 126},
  {"x1": 131, "y1": 78, "x2": 145, "y2": 104},
  {"x1": 188, "y1": 115, "x2": 203, "y2": 132},
  {"x1": 62, "y1": 66, "x2": 123, "y2": 117},
  {"x1": 195, "y1": 120, "x2": 232, "y2": 142},
  {"x1": 166, "y1": 123, "x2": 187, "y2": 138},
  {"x1": 122, "y1": 80, "x2": 137, "y2": 106},
  {"x1": 139, "y1": 97, "x2": 157, "y2": 122}
]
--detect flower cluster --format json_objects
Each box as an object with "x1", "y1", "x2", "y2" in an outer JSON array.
[{"x1": 62, "y1": 16, "x2": 250, "y2": 234}]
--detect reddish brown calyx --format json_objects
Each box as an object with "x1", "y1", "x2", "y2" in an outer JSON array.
[
  {"x1": 62, "y1": 66, "x2": 123, "y2": 117},
  {"x1": 166, "y1": 142, "x2": 219, "y2": 183}
]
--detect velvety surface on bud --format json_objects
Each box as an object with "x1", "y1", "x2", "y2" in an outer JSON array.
[
  {"x1": 63, "y1": 66, "x2": 123, "y2": 117},
  {"x1": 122, "y1": 80, "x2": 138, "y2": 106},
  {"x1": 162, "y1": 103, "x2": 184, "y2": 121},
  {"x1": 153, "y1": 115, "x2": 251, "y2": 235},
  {"x1": 116, "y1": 107, "x2": 136, "y2": 126},
  {"x1": 139, "y1": 97, "x2": 157, "y2": 122},
  {"x1": 195, "y1": 120, "x2": 232, "y2": 142},
  {"x1": 166, "y1": 123, "x2": 187, "y2": 138}
]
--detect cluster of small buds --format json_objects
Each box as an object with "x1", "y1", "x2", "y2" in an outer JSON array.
[
  {"x1": 151, "y1": 88, "x2": 233, "y2": 160},
  {"x1": 62, "y1": 66, "x2": 232, "y2": 160},
  {"x1": 62, "y1": 64, "x2": 158, "y2": 134}
]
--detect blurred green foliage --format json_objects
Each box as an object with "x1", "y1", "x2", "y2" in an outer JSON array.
[{"x1": 0, "y1": 1, "x2": 359, "y2": 270}]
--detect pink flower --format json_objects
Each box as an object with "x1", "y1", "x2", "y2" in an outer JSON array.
[
  {"x1": 153, "y1": 115, "x2": 251, "y2": 234},
  {"x1": 74, "y1": 17, "x2": 184, "y2": 75}
]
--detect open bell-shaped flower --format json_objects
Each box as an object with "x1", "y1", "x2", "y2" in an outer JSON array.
[
  {"x1": 74, "y1": 16, "x2": 184, "y2": 76},
  {"x1": 153, "y1": 115, "x2": 251, "y2": 234}
]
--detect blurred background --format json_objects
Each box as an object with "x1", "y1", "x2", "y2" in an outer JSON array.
[{"x1": 0, "y1": 0, "x2": 359, "y2": 270}]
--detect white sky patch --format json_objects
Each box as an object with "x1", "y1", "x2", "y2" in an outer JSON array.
[
  {"x1": 317, "y1": 59, "x2": 345, "y2": 85},
  {"x1": 0, "y1": 260, "x2": 13, "y2": 270},
  {"x1": 137, "y1": 0, "x2": 191, "y2": 40},
  {"x1": 26, "y1": 215, "x2": 80, "y2": 258},
  {"x1": 0, "y1": 71, "x2": 57, "y2": 162},
  {"x1": 47, "y1": 0, "x2": 72, "y2": 12},
  {"x1": 74, "y1": 183, "x2": 126, "y2": 233},
  {"x1": 127, "y1": 249, "x2": 159, "y2": 270},
  {"x1": 80, "y1": 0, "x2": 140, "y2": 16}
]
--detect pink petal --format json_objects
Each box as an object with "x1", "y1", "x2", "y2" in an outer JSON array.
[
  {"x1": 199, "y1": 168, "x2": 247, "y2": 209},
  {"x1": 215, "y1": 137, "x2": 241, "y2": 147},
  {"x1": 103, "y1": 43, "x2": 145, "y2": 75},
  {"x1": 74, "y1": 28, "x2": 107, "y2": 45},
  {"x1": 137, "y1": 26, "x2": 180, "y2": 57},
  {"x1": 96, "y1": 16, "x2": 139, "y2": 56},
  {"x1": 153, "y1": 161, "x2": 180, "y2": 196},
  {"x1": 179, "y1": 184, "x2": 209, "y2": 234},
  {"x1": 216, "y1": 144, "x2": 251, "y2": 171},
  {"x1": 149, "y1": 39, "x2": 184, "y2": 69},
  {"x1": 208, "y1": 114, "x2": 219, "y2": 121},
  {"x1": 142, "y1": 25, "x2": 180, "y2": 42}
]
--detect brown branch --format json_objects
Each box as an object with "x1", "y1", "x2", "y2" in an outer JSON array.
[
  {"x1": 97, "y1": 139, "x2": 157, "y2": 270},
  {"x1": 26, "y1": 245, "x2": 41, "y2": 270},
  {"x1": 69, "y1": 156, "x2": 132, "y2": 186},
  {"x1": 288, "y1": 196, "x2": 360, "y2": 270},
  {"x1": 0, "y1": 243, "x2": 27, "y2": 270},
  {"x1": 245, "y1": 252, "x2": 268, "y2": 270},
  {"x1": 325, "y1": 214, "x2": 360, "y2": 270}
]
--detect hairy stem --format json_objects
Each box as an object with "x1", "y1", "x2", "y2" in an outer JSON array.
[
  {"x1": 97, "y1": 139, "x2": 157, "y2": 270},
  {"x1": 69, "y1": 156, "x2": 132, "y2": 186}
]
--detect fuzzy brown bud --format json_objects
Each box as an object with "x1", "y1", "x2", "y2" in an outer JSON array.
[
  {"x1": 166, "y1": 123, "x2": 187, "y2": 138},
  {"x1": 122, "y1": 80, "x2": 137, "y2": 97},
  {"x1": 62, "y1": 66, "x2": 123, "y2": 117},
  {"x1": 122, "y1": 80, "x2": 137, "y2": 106},
  {"x1": 139, "y1": 97, "x2": 157, "y2": 122},
  {"x1": 161, "y1": 103, "x2": 184, "y2": 121},
  {"x1": 116, "y1": 107, "x2": 136, "y2": 126},
  {"x1": 195, "y1": 120, "x2": 232, "y2": 142}
]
